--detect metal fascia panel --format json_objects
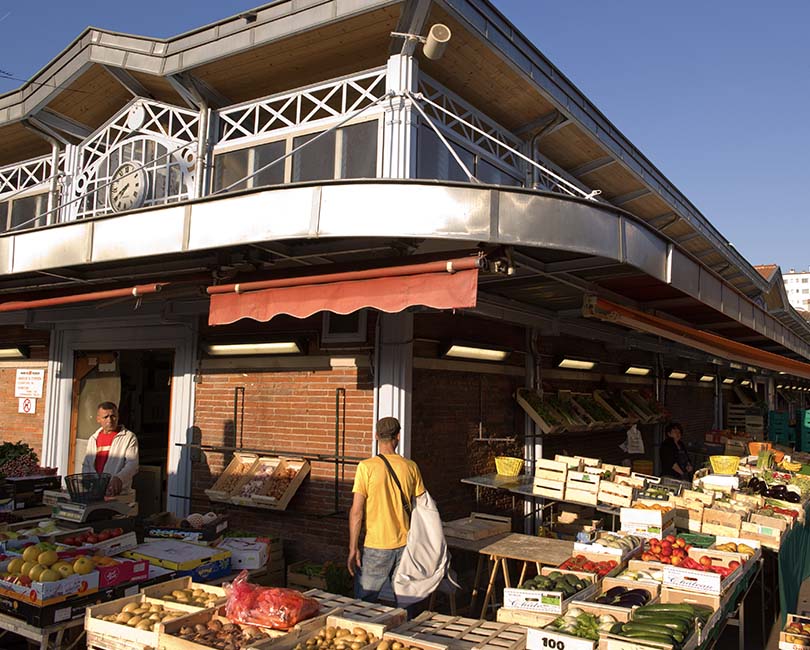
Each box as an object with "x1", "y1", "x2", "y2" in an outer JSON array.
[
  {"x1": 623, "y1": 219, "x2": 667, "y2": 282},
  {"x1": 12, "y1": 222, "x2": 92, "y2": 272},
  {"x1": 739, "y1": 300, "x2": 755, "y2": 329},
  {"x1": 668, "y1": 249, "x2": 700, "y2": 299},
  {"x1": 699, "y1": 269, "x2": 722, "y2": 310},
  {"x1": 92, "y1": 207, "x2": 186, "y2": 262},
  {"x1": 720, "y1": 285, "x2": 740, "y2": 321},
  {"x1": 0, "y1": 237, "x2": 10, "y2": 274},
  {"x1": 187, "y1": 187, "x2": 316, "y2": 250}
]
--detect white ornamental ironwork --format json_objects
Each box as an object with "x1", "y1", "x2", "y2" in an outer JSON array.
[
  {"x1": 217, "y1": 68, "x2": 388, "y2": 145},
  {"x1": 0, "y1": 154, "x2": 64, "y2": 198},
  {"x1": 72, "y1": 100, "x2": 200, "y2": 219}
]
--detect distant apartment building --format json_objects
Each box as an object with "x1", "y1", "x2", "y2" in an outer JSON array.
[{"x1": 784, "y1": 269, "x2": 810, "y2": 310}]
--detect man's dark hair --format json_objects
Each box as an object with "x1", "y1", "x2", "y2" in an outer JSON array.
[
  {"x1": 376, "y1": 416, "x2": 401, "y2": 440},
  {"x1": 665, "y1": 421, "x2": 683, "y2": 436},
  {"x1": 97, "y1": 401, "x2": 118, "y2": 411}
]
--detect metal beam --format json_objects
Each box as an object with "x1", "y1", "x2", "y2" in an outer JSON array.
[
  {"x1": 569, "y1": 157, "x2": 615, "y2": 178},
  {"x1": 33, "y1": 109, "x2": 92, "y2": 139},
  {"x1": 676, "y1": 231, "x2": 702, "y2": 244},
  {"x1": 168, "y1": 72, "x2": 231, "y2": 109},
  {"x1": 609, "y1": 187, "x2": 652, "y2": 206},
  {"x1": 514, "y1": 110, "x2": 562, "y2": 138},
  {"x1": 102, "y1": 65, "x2": 154, "y2": 99},
  {"x1": 645, "y1": 297, "x2": 700, "y2": 310},
  {"x1": 391, "y1": 0, "x2": 433, "y2": 56},
  {"x1": 543, "y1": 256, "x2": 616, "y2": 274},
  {"x1": 648, "y1": 212, "x2": 678, "y2": 228}
]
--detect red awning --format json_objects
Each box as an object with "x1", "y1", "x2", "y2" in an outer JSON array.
[
  {"x1": 207, "y1": 257, "x2": 482, "y2": 326},
  {"x1": 584, "y1": 296, "x2": 810, "y2": 380}
]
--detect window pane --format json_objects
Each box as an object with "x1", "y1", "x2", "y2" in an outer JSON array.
[
  {"x1": 254, "y1": 140, "x2": 286, "y2": 187},
  {"x1": 416, "y1": 125, "x2": 474, "y2": 182},
  {"x1": 478, "y1": 159, "x2": 522, "y2": 186},
  {"x1": 214, "y1": 149, "x2": 250, "y2": 192},
  {"x1": 292, "y1": 131, "x2": 336, "y2": 182},
  {"x1": 10, "y1": 193, "x2": 47, "y2": 230},
  {"x1": 341, "y1": 121, "x2": 378, "y2": 179},
  {"x1": 0, "y1": 201, "x2": 8, "y2": 232}
]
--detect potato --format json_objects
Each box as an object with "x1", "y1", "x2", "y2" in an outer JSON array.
[
  {"x1": 378, "y1": 641, "x2": 390, "y2": 650},
  {"x1": 122, "y1": 602, "x2": 139, "y2": 613},
  {"x1": 392, "y1": 642, "x2": 403, "y2": 650},
  {"x1": 136, "y1": 619, "x2": 153, "y2": 631},
  {"x1": 115, "y1": 612, "x2": 132, "y2": 624},
  {"x1": 127, "y1": 616, "x2": 142, "y2": 627},
  {"x1": 162, "y1": 594, "x2": 176, "y2": 602}
]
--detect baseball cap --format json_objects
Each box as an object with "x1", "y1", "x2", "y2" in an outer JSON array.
[{"x1": 376, "y1": 416, "x2": 401, "y2": 439}]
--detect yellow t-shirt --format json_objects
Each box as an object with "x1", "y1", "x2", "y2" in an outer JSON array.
[{"x1": 352, "y1": 454, "x2": 425, "y2": 549}]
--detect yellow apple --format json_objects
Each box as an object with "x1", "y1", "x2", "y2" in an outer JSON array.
[
  {"x1": 56, "y1": 563, "x2": 74, "y2": 578},
  {"x1": 7, "y1": 558, "x2": 24, "y2": 575},
  {"x1": 22, "y1": 546, "x2": 40, "y2": 563},
  {"x1": 72, "y1": 557, "x2": 95, "y2": 575},
  {"x1": 37, "y1": 551, "x2": 59, "y2": 567},
  {"x1": 38, "y1": 569, "x2": 60, "y2": 582},
  {"x1": 28, "y1": 564, "x2": 47, "y2": 581}
]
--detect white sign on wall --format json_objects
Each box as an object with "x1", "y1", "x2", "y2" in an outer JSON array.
[
  {"x1": 18, "y1": 398, "x2": 36, "y2": 414},
  {"x1": 15, "y1": 368, "x2": 44, "y2": 398}
]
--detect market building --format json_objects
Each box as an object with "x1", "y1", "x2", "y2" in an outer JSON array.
[{"x1": 2, "y1": 0, "x2": 810, "y2": 591}]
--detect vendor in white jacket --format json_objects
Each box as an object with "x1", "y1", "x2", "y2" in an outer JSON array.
[{"x1": 81, "y1": 402, "x2": 139, "y2": 496}]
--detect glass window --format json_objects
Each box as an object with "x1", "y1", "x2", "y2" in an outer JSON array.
[
  {"x1": 341, "y1": 121, "x2": 378, "y2": 179},
  {"x1": 803, "y1": 289, "x2": 809, "y2": 295},
  {"x1": 292, "y1": 131, "x2": 336, "y2": 182},
  {"x1": 254, "y1": 140, "x2": 286, "y2": 187},
  {"x1": 10, "y1": 193, "x2": 47, "y2": 230},
  {"x1": 803, "y1": 278, "x2": 808, "y2": 283},
  {"x1": 214, "y1": 149, "x2": 250, "y2": 192},
  {"x1": 417, "y1": 125, "x2": 475, "y2": 182},
  {"x1": 477, "y1": 159, "x2": 522, "y2": 186},
  {"x1": 0, "y1": 201, "x2": 8, "y2": 232}
]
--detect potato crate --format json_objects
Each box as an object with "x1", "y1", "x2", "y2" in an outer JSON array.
[
  {"x1": 140, "y1": 576, "x2": 226, "y2": 607},
  {"x1": 443, "y1": 512, "x2": 511, "y2": 541},
  {"x1": 204, "y1": 452, "x2": 259, "y2": 503},
  {"x1": 565, "y1": 471, "x2": 601, "y2": 505},
  {"x1": 701, "y1": 508, "x2": 742, "y2": 537},
  {"x1": 85, "y1": 593, "x2": 203, "y2": 650},
  {"x1": 303, "y1": 589, "x2": 407, "y2": 627},
  {"x1": 273, "y1": 615, "x2": 386, "y2": 650},
  {"x1": 385, "y1": 612, "x2": 527, "y2": 650},
  {"x1": 251, "y1": 458, "x2": 311, "y2": 510},
  {"x1": 229, "y1": 456, "x2": 284, "y2": 507}
]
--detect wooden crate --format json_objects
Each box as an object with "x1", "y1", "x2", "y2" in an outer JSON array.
[
  {"x1": 535, "y1": 458, "x2": 569, "y2": 482},
  {"x1": 527, "y1": 602, "x2": 632, "y2": 650},
  {"x1": 303, "y1": 589, "x2": 407, "y2": 627},
  {"x1": 140, "y1": 576, "x2": 226, "y2": 606},
  {"x1": 750, "y1": 512, "x2": 790, "y2": 532},
  {"x1": 552, "y1": 455, "x2": 582, "y2": 471},
  {"x1": 598, "y1": 481, "x2": 634, "y2": 508},
  {"x1": 516, "y1": 389, "x2": 567, "y2": 435},
  {"x1": 614, "y1": 475, "x2": 646, "y2": 490},
  {"x1": 574, "y1": 456, "x2": 602, "y2": 468},
  {"x1": 275, "y1": 615, "x2": 386, "y2": 650},
  {"x1": 443, "y1": 513, "x2": 511, "y2": 541},
  {"x1": 495, "y1": 608, "x2": 557, "y2": 627},
  {"x1": 85, "y1": 593, "x2": 203, "y2": 650},
  {"x1": 669, "y1": 496, "x2": 705, "y2": 533},
  {"x1": 204, "y1": 452, "x2": 259, "y2": 502},
  {"x1": 566, "y1": 471, "x2": 601, "y2": 505},
  {"x1": 287, "y1": 560, "x2": 328, "y2": 590},
  {"x1": 594, "y1": 390, "x2": 637, "y2": 424},
  {"x1": 533, "y1": 478, "x2": 565, "y2": 500},
  {"x1": 701, "y1": 508, "x2": 742, "y2": 537},
  {"x1": 252, "y1": 458, "x2": 311, "y2": 510},
  {"x1": 602, "y1": 463, "x2": 631, "y2": 477},
  {"x1": 386, "y1": 612, "x2": 527, "y2": 650},
  {"x1": 740, "y1": 521, "x2": 783, "y2": 549},
  {"x1": 229, "y1": 456, "x2": 284, "y2": 507},
  {"x1": 681, "y1": 489, "x2": 714, "y2": 507}
]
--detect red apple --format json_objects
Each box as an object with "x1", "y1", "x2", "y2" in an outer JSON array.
[
  {"x1": 85, "y1": 535, "x2": 99, "y2": 545},
  {"x1": 728, "y1": 560, "x2": 741, "y2": 570},
  {"x1": 97, "y1": 531, "x2": 111, "y2": 542},
  {"x1": 110, "y1": 528, "x2": 123, "y2": 538},
  {"x1": 699, "y1": 556, "x2": 713, "y2": 567},
  {"x1": 665, "y1": 534, "x2": 677, "y2": 543}
]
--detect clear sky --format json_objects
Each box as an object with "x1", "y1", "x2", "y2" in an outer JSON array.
[{"x1": 1, "y1": 1, "x2": 808, "y2": 272}]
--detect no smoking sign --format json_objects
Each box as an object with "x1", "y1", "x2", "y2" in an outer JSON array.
[{"x1": 18, "y1": 397, "x2": 36, "y2": 414}]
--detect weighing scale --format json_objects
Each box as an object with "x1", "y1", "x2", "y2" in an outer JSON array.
[{"x1": 43, "y1": 490, "x2": 138, "y2": 524}]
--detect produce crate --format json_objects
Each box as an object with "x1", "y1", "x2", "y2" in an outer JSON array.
[
  {"x1": 140, "y1": 576, "x2": 226, "y2": 607},
  {"x1": 496, "y1": 609, "x2": 557, "y2": 627},
  {"x1": 516, "y1": 389, "x2": 567, "y2": 435},
  {"x1": 681, "y1": 489, "x2": 714, "y2": 507},
  {"x1": 620, "y1": 390, "x2": 659, "y2": 423},
  {"x1": 252, "y1": 458, "x2": 311, "y2": 510},
  {"x1": 303, "y1": 589, "x2": 407, "y2": 626},
  {"x1": 277, "y1": 615, "x2": 386, "y2": 650},
  {"x1": 620, "y1": 506, "x2": 676, "y2": 540},
  {"x1": 204, "y1": 453, "x2": 258, "y2": 503},
  {"x1": 503, "y1": 568, "x2": 598, "y2": 615},
  {"x1": 599, "y1": 628, "x2": 699, "y2": 650},
  {"x1": 85, "y1": 593, "x2": 202, "y2": 650},
  {"x1": 601, "y1": 463, "x2": 631, "y2": 478},
  {"x1": 740, "y1": 521, "x2": 784, "y2": 549},
  {"x1": 527, "y1": 602, "x2": 631, "y2": 650},
  {"x1": 779, "y1": 613, "x2": 810, "y2": 649},
  {"x1": 546, "y1": 393, "x2": 589, "y2": 432},
  {"x1": 662, "y1": 548, "x2": 746, "y2": 595},
  {"x1": 570, "y1": 393, "x2": 617, "y2": 428},
  {"x1": 553, "y1": 455, "x2": 583, "y2": 471},
  {"x1": 615, "y1": 475, "x2": 646, "y2": 490},
  {"x1": 229, "y1": 456, "x2": 283, "y2": 507},
  {"x1": 575, "y1": 456, "x2": 602, "y2": 468},
  {"x1": 536, "y1": 458, "x2": 570, "y2": 482},
  {"x1": 533, "y1": 478, "x2": 565, "y2": 500},
  {"x1": 566, "y1": 472, "x2": 601, "y2": 506},
  {"x1": 384, "y1": 611, "x2": 527, "y2": 650},
  {"x1": 669, "y1": 496, "x2": 705, "y2": 533},
  {"x1": 594, "y1": 390, "x2": 638, "y2": 425},
  {"x1": 658, "y1": 584, "x2": 722, "y2": 612},
  {"x1": 700, "y1": 508, "x2": 742, "y2": 537},
  {"x1": 443, "y1": 513, "x2": 511, "y2": 541},
  {"x1": 287, "y1": 560, "x2": 328, "y2": 590}
]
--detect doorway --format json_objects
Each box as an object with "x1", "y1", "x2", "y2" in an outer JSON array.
[{"x1": 69, "y1": 349, "x2": 174, "y2": 517}]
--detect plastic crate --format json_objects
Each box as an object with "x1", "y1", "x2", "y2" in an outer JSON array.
[{"x1": 495, "y1": 457, "x2": 524, "y2": 476}]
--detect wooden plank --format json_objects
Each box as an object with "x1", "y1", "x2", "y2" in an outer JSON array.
[
  {"x1": 443, "y1": 513, "x2": 512, "y2": 541},
  {"x1": 478, "y1": 533, "x2": 573, "y2": 566}
]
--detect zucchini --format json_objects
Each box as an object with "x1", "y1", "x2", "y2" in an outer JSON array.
[
  {"x1": 623, "y1": 622, "x2": 683, "y2": 643},
  {"x1": 636, "y1": 603, "x2": 696, "y2": 615},
  {"x1": 620, "y1": 629, "x2": 680, "y2": 646},
  {"x1": 631, "y1": 616, "x2": 690, "y2": 634}
]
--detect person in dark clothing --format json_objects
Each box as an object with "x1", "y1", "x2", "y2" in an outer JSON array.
[{"x1": 660, "y1": 421, "x2": 693, "y2": 480}]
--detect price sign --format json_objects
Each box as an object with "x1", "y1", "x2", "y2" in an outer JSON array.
[
  {"x1": 14, "y1": 368, "x2": 44, "y2": 398},
  {"x1": 527, "y1": 627, "x2": 594, "y2": 650},
  {"x1": 18, "y1": 397, "x2": 36, "y2": 414}
]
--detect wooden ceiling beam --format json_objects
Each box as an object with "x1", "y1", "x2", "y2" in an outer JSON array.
[
  {"x1": 102, "y1": 65, "x2": 154, "y2": 99},
  {"x1": 569, "y1": 156, "x2": 615, "y2": 177},
  {"x1": 33, "y1": 109, "x2": 92, "y2": 139}
]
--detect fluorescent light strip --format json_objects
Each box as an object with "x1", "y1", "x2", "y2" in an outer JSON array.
[
  {"x1": 205, "y1": 342, "x2": 302, "y2": 356},
  {"x1": 0, "y1": 347, "x2": 27, "y2": 359},
  {"x1": 740, "y1": 380, "x2": 752, "y2": 387},
  {"x1": 444, "y1": 345, "x2": 509, "y2": 362},
  {"x1": 625, "y1": 366, "x2": 651, "y2": 376},
  {"x1": 557, "y1": 358, "x2": 596, "y2": 371},
  {"x1": 699, "y1": 375, "x2": 715, "y2": 383},
  {"x1": 722, "y1": 378, "x2": 735, "y2": 385},
  {"x1": 668, "y1": 371, "x2": 688, "y2": 380}
]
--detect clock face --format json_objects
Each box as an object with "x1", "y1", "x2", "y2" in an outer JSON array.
[{"x1": 109, "y1": 162, "x2": 148, "y2": 212}]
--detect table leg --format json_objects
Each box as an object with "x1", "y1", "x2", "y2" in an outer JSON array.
[
  {"x1": 502, "y1": 558, "x2": 511, "y2": 588},
  {"x1": 517, "y1": 561, "x2": 528, "y2": 587},
  {"x1": 738, "y1": 597, "x2": 745, "y2": 649},
  {"x1": 481, "y1": 555, "x2": 501, "y2": 619},
  {"x1": 469, "y1": 555, "x2": 485, "y2": 616}
]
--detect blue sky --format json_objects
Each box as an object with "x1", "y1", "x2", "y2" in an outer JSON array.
[{"x1": 1, "y1": 1, "x2": 808, "y2": 272}]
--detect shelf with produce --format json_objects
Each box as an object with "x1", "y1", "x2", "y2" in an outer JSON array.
[
  {"x1": 570, "y1": 393, "x2": 625, "y2": 430},
  {"x1": 515, "y1": 388, "x2": 567, "y2": 434}
]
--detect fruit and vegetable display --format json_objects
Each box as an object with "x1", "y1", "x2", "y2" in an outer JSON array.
[
  {"x1": 613, "y1": 603, "x2": 712, "y2": 648},
  {"x1": 594, "y1": 585, "x2": 652, "y2": 608},
  {"x1": 517, "y1": 571, "x2": 592, "y2": 598},
  {"x1": 225, "y1": 570, "x2": 320, "y2": 630},
  {"x1": 157, "y1": 587, "x2": 222, "y2": 608},
  {"x1": 517, "y1": 389, "x2": 566, "y2": 428},
  {"x1": 263, "y1": 466, "x2": 298, "y2": 500},
  {"x1": 630, "y1": 502, "x2": 673, "y2": 512},
  {"x1": 746, "y1": 477, "x2": 801, "y2": 502},
  {"x1": 558, "y1": 555, "x2": 618, "y2": 577},
  {"x1": 0, "y1": 441, "x2": 53, "y2": 478},
  {"x1": 572, "y1": 395, "x2": 616, "y2": 424},
  {"x1": 238, "y1": 461, "x2": 279, "y2": 498},
  {"x1": 544, "y1": 608, "x2": 621, "y2": 641},
  {"x1": 588, "y1": 533, "x2": 642, "y2": 555},
  {"x1": 783, "y1": 617, "x2": 810, "y2": 644},
  {"x1": 619, "y1": 568, "x2": 663, "y2": 582},
  {"x1": 172, "y1": 617, "x2": 268, "y2": 649},
  {"x1": 293, "y1": 623, "x2": 379, "y2": 650},
  {"x1": 216, "y1": 460, "x2": 255, "y2": 494},
  {"x1": 60, "y1": 527, "x2": 125, "y2": 546},
  {"x1": 93, "y1": 600, "x2": 186, "y2": 632},
  {"x1": 712, "y1": 542, "x2": 756, "y2": 558},
  {"x1": 760, "y1": 503, "x2": 801, "y2": 520},
  {"x1": 638, "y1": 485, "x2": 676, "y2": 501},
  {"x1": 641, "y1": 535, "x2": 692, "y2": 564},
  {"x1": 3, "y1": 542, "x2": 97, "y2": 585}
]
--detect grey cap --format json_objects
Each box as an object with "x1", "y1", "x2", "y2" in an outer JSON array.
[{"x1": 376, "y1": 416, "x2": 401, "y2": 440}]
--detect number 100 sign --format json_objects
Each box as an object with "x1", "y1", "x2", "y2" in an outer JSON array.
[{"x1": 526, "y1": 627, "x2": 595, "y2": 650}]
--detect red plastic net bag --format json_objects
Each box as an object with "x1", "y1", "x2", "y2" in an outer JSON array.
[{"x1": 224, "y1": 570, "x2": 321, "y2": 630}]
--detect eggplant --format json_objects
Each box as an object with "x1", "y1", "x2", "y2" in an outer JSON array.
[
  {"x1": 786, "y1": 492, "x2": 801, "y2": 503},
  {"x1": 772, "y1": 484, "x2": 788, "y2": 494},
  {"x1": 758, "y1": 483, "x2": 769, "y2": 495},
  {"x1": 617, "y1": 592, "x2": 650, "y2": 606},
  {"x1": 595, "y1": 596, "x2": 611, "y2": 604},
  {"x1": 605, "y1": 586, "x2": 628, "y2": 599},
  {"x1": 749, "y1": 477, "x2": 760, "y2": 491}
]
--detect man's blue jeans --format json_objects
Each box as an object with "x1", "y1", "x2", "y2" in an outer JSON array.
[{"x1": 355, "y1": 546, "x2": 405, "y2": 604}]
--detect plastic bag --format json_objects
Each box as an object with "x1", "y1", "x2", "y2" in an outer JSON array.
[{"x1": 224, "y1": 570, "x2": 320, "y2": 630}]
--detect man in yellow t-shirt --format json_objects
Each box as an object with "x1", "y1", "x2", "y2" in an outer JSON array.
[{"x1": 348, "y1": 416, "x2": 425, "y2": 603}]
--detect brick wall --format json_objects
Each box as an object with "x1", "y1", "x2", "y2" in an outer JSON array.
[{"x1": 190, "y1": 364, "x2": 374, "y2": 565}]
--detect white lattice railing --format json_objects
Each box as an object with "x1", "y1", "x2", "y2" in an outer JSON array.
[
  {"x1": 0, "y1": 154, "x2": 64, "y2": 198},
  {"x1": 217, "y1": 68, "x2": 388, "y2": 145}
]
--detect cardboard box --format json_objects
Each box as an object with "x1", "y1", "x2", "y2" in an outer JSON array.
[
  {"x1": 0, "y1": 568, "x2": 99, "y2": 606},
  {"x1": 503, "y1": 568, "x2": 598, "y2": 614},
  {"x1": 217, "y1": 537, "x2": 269, "y2": 570},
  {"x1": 662, "y1": 548, "x2": 745, "y2": 595},
  {"x1": 620, "y1": 506, "x2": 676, "y2": 540},
  {"x1": 96, "y1": 558, "x2": 149, "y2": 589},
  {"x1": 122, "y1": 539, "x2": 231, "y2": 582}
]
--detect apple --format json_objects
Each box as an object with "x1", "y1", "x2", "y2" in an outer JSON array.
[
  {"x1": 97, "y1": 531, "x2": 111, "y2": 542},
  {"x1": 699, "y1": 556, "x2": 713, "y2": 567},
  {"x1": 85, "y1": 535, "x2": 99, "y2": 545},
  {"x1": 728, "y1": 560, "x2": 741, "y2": 570}
]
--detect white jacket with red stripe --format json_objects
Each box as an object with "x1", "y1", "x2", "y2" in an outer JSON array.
[{"x1": 81, "y1": 426, "x2": 139, "y2": 491}]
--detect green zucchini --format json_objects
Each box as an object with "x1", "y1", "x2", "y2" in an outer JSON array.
[
  {"x1": 635, "y1": 603, "x2": 696, "y2": 615},
  {"x1": 630, "y1": 616, "x2": 690, "y2": 634},
  {"x1": 620, "y1": 629, "x2": 680, "y2": 646},
  {"x1": 623, "y1": 622, "x2": 683, "y2": 643}
]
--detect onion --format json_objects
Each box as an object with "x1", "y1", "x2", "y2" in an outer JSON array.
[
  {"x1": 566, "y1": 607, "x2": 584, "y2": 618},
  {"x1": 599, "y1": 614, "x2": 617, "y2": 623}
]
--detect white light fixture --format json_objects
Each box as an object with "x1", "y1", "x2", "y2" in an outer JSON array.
[
  {"x1": 777, "y1": 384, "x2": 785, "y2": 389},
  {"x1": 722, "y1": 377, "x2": 735, "y2": 385},
  {"x1": 391, "y1": 23, "x2": 452, "y2": 61},
  {"x1": 0, "y1": 346, "x2": 29, "y2": 359},
  {"x1": 747, "y1": 366, "x2": 758, "y2": 373},
  {"x1": 699, "y1": 375, "x2": 715, "y2": 383},
  {"x1": 204, "y1": 342, "x2": 303, "y2": 356},
  {"x1": 557, "y1": 357, "x2": 597, "y2": 371},
  {"x1": 740, "y1": 380, "x2": 752, "y2": 387},
  {"x1": 444, "y1": 344, "x2": 509, "y2": 362},
  {"x1": 668, "y1": 371, "x2": 688, "y2": 380},
  {"x1": 625, "y1": 366, "x2": 651, "y2": 376},
  {"x1": 729, "y1": 362, "x2": 744, "y2": 370}
]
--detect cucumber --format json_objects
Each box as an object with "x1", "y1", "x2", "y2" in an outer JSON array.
[
  {"x1": 623, "y1": 622, "x2": 683, "y2": 643},
  {"x1": 620, "y1": 629, "x2": 681, "y2": 646},
  {"x1": 636, "y1": 603, "x2": 696, "y2": 615},
  {"x1": 633, "y1": 612, "x2": 693, "y2": 626},
  {"x1": 631, "y1": 616, "x2": 690, "y2": 634}
]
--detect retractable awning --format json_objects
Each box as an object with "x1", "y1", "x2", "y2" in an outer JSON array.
[
  {"x1": 207, "y1": 256, "x2": 483, "y2": 326},
  {"x1": 583, "y1": 296, "x2": 810, "y2": 380}
]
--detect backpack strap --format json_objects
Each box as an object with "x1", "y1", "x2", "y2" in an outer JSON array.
[{"x1": 378, "y1": 454, "x2": 413, "y2": 518}]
